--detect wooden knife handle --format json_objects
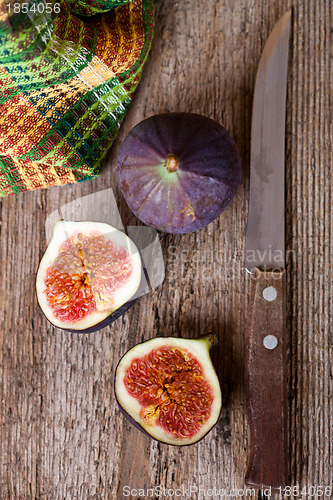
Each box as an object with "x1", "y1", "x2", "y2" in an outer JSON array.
[{"x1": 245, "y1": 268, "x2": 288, "y2": 489}]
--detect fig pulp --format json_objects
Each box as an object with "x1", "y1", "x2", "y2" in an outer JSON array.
[
  {"x1": 115, "y1": 335, "x2": 222, "y2": 445},
  {"x1": 117, "y1": 113, "x2": 241, "y2": 233},
  {"x1": 36, "y1": 220, "x2": 142, "y2": 332}
]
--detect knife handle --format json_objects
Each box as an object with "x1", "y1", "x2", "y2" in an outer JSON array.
[{"x1": 245, "y1": 268, "x2": 288, "y2": 489}]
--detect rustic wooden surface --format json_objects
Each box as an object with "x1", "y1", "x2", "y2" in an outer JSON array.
[{"x1": 0, "y1": 0, "x2": 332, "y2": 498}]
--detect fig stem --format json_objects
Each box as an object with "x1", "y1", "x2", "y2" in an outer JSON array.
[
  {"x1": 204, "y1": 332, "x2": 218, "y2": 348},
  {"x1": 196, "y1": 332, "x2": 218, "y2": 351},
  {"x1": 164, "y1": 154, "x2": 179, "y2": 173}
]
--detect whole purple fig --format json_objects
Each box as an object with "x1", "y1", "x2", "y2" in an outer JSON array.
[{"x1": 117, "y1": 113, "x2": 241, "y2": 234}]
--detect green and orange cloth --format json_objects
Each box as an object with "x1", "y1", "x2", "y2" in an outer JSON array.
[{"x1": 0, "y1": 0, "x2": 154, "y2": 196}]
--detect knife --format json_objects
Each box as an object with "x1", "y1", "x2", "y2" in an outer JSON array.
[{"x1": 244, "y1": 10, "x2": 291, "y2": 489}]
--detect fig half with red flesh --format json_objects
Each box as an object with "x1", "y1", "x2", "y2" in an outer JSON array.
[
  {"x1": 117, "y1": 113, "x2": 241, "y2": 233},
  {"x1": 36, "y1": 220, "x2": 142, "y2": 332},
  {"x1": 115, "y1": 335, "x2": 222, "y2": 445}
]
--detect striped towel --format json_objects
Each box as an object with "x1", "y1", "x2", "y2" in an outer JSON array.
[{"x1": 0, "y1": 0, "x2": 154, "y2": 196}]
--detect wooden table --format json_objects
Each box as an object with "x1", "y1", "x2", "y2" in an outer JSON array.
[{"x1": 1, "y1": 0, "x2": 332, "y2": 498}]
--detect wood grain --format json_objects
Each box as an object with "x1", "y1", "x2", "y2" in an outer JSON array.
[
  {"x1": 0, "y1": 0, "x2": 332, "y2": 498},
  {"x1": 245, "y1": 270, "x2": 288, "y2": 489}
]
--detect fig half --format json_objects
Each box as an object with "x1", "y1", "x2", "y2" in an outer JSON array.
[
  {"x1": 36, "y1": 220, "x2": 142, "y2": 332},
  {"x1": 115, "y1": 334, "x2": 222, "y2": 445},
  {"x1": 117, "y1": 113, "x2": 241, "y2": 233}
]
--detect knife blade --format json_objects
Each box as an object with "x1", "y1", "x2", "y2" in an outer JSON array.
[{"x1": 244, "y1": 10, "x2": 291, "y2": 489}]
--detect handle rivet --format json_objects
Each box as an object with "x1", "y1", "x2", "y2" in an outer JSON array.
[
  {"x1": 262, "y1": 286, "x2": 277, "y2": 302},
  {"x1": 263, "y1": 335, "x2": 278, "y2": 350}
]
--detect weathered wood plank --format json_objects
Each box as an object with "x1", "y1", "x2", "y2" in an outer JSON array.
[{"x1": 0, "y1": 0, "x2": 332, "y2": 498}]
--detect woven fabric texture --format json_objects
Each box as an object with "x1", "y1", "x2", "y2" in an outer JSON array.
[{"x1": 0, "y1": 0, "x2": 154, "y2": 196}]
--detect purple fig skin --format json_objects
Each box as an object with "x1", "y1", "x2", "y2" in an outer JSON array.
[
  {"x1": 117, "y1": 113, "x2": 242, "y2": 234},
  {"x1": 63, "y1": 299, "x2": 137, "y2": 334},
  {"x1": 115, "y1": 398, "x2": 221, "y2": 447},
  {"x1": 37, "y1": 297, "x2": 137, "y2": 334}
]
